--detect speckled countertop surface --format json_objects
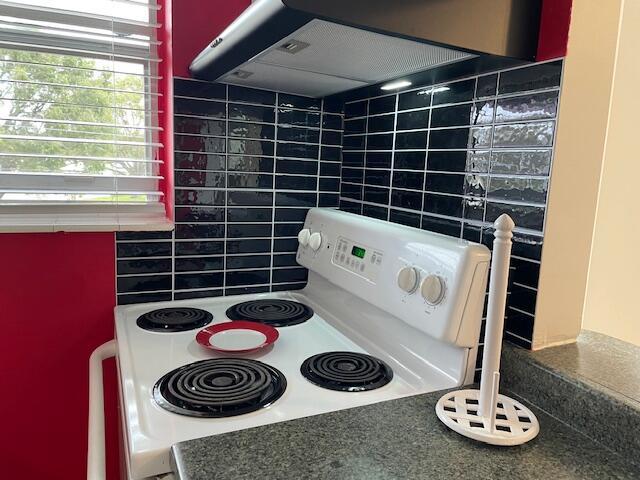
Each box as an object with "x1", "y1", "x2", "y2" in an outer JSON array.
[{"x1": 171, "y1": 388, "x2": 639, "y2": 480}]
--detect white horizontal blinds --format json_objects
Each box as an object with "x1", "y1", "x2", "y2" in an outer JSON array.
[{"x1": 0, "y1": 0, "x2": 165, "y2": 217}]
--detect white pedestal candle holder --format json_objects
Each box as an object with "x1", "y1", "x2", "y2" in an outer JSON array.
[{"x1": 435, "y1": 214, "x2": 540, "y2": 446}]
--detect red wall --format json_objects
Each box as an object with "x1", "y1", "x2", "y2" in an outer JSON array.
[
  {"x1": 538, "y1": 0, "x2": 572, "y2": 60},
  {"x1": 0, "y1": 233, "x2": 117, "y2": 480}
]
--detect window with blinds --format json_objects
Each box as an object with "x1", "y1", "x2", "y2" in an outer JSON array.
[{"x1": 0, "y1": 0, "x2": 171, "y2": 232}]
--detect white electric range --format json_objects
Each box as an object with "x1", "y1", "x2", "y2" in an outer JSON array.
[{"x1": 110, "y1": 208, "x2": 490, "y2": 480}]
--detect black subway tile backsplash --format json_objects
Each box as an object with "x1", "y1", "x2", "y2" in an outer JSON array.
[
  {"x1": 339, "y1": 60, "x2": 563, "y2": 351},
  {"x1": 117, "y1": 79, "x2": 342, "y2": 303}
]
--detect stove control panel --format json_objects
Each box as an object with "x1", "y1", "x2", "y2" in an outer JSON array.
[
  {"x1": 332, "y1": 236, "x2": 383, "y2": 283},
  {"x1": 298, "y1": 208, "x2": 490, "y2": 348}
]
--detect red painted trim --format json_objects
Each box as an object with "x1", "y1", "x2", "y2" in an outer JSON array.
[
  {"x1": 537, "y1": 0, "x2": 572, "y2": 60},
  {"x1": 157, "y1": 0, "x2": 174, "y2": 222}
]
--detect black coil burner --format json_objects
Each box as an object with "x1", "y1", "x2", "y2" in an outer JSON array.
[
  {"x1": 153, "y1": 358, "x2": 287, "y2": 418},
  {"x1": 225, "y1": 299, "x2": 313, "y2": 327},
  {"x1": 136, "y1": 307, "x2": 213, "y2": 332},
  {"x1": 300, "y1": 351, "x2": 393, "y2": 392}
]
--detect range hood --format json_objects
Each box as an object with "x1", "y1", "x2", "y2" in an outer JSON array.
[{"x1": 190, "y1": 0, "x2": 543, "y2": 98}]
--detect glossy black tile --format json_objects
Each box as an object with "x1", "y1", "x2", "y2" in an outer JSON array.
[
  {"x1": 273, "y1": 268, "x2": 308, "y2": 284},
  {"x1": 498, "y1": 60, "x2": 562, "y2": 95},
  {"x1": 227, "y1": 173, "x2": 273, "y2": 189},
  {"x1": 175, "y1": 171, "x2": 225, "y2": 188},
  {"x1": 227, "y1": 223, "x2": 272, "y2": 238},
  {"x1": 278, "y1": 93, "x2": 320, "y2": 110},
  {"x1": 393, "y1": 170, "x2": 424, "y2": 190},
  {"x1": 275, "y1": 175, "x2": 317, "y2": 191},
  {"x1": 225, "y1": 285, "x2": 271, "y2": 296},
  {"x1": 367, "y1": 133, "x2": 394, "y2": 150},
  {"x1": 175, "y1": 241, "x2": 224, "y2": 256},
  {"x1": 344, "y1": 118, "x2": 366, "y2": 135},
  {"x1": 228, "y1": 121, "x2": 275, "y2": 140},
  {"x1": 431, "y1": 104, "x2": 472, "y2": 127},
  {"x1": 227, "y1": 155, "x2": 274, "y2": 173},
  {"x1": 318, "y1": 193, "x2": 339, "y2": 207},
  {"x1": 278, "y1": 108, "x2": 320, "y2": 127},
  {"x1": 432, "y1": 79, "x2": 475, "y2": 105},
  {"x1": 341, "y1": 168, "x2": 364, "y2": 184},
  {"x1": 342, "y1": 152, "x2": 364, "y2": 167},
  {"x1": 175, "y1": 117, "x2": 225, "y2": 136},
  {"x1": 475, "y1": 74, "x2": 498, "y2": 98},
  {"x1": 323, "y1": 113, "x2": 343, "y2": 130},
  {"x1": 425, "y1": 173, "x2": 465, "y2": 195},
  {"x1": 321, "y1": 146, "x2": 341, "y2": 162},
  {"x1": 464, "y1": 174, "x2": 488, "y2": 198},
  {"x1": 397, "y1": 110, "x2": 429, "y2": 130},
  {"x1": 175, "y1": 224, "x2": 225, "y2": 239},
  {"x1": 394, "y1": 151, "x2": 426, "y2": 170},
  {"x1": 362, "y1": 203, "x2": 388, "y2": 220},
  {"x1": 227, "y1": 190, "x2": 273, "y2": 206},
  {"x1": 278, "y1": 126, "x2": 320, "y2": 144},
  {"x1": 174, "y1": 289, "x2": 223, "y2": 301},
  {"x1": 364, "y1": 169, "x2": 391, "y2": 187},
  {"x1": 274, "y1": 223, "x2": 303, "y2": 237},
  {"x1": 174, "y1": 79, "x2": 225, "y2": 99},
  {"x1": 395, "y1": 131, "x2": 427, "y2": 150},
  {"x1": 344, "y1": 100, "x2": 367, "y2": 118},
  {"x1": 117, "y1": 274, "x2": 172, "y2": 293},
  {"x1": 323, "y1": 97, "x2": 344, "y2": 114},
  {"x1": 175, "y1": 135, "x2": 225, "y2": 153},
  {"x1": 341, "y1": 183, "x2": 363, "y2": 200},
  {"x1": 175, "y1": 272, "x2": 224, "y2": 290},
  {"x1": 343, "y1": 135, "x2": 366, "y2": 150},
  {"x1": 398, "y1": 88, "x2": 431, "y2": 110},
  {"x1": 495, "y1": 91, "x2": 559, "y2": 124},
  {"x1": 276, "y1": 159, "x2": 318, "y2": 175},
  {"x1": 175, "y1": 98, "x2": 226, "y2": 118},
  {"x1": 363, "y1": 185, "x2": 389, "y2": 204},
  {"x1": 228, "y1": 85, "x2": 276, "y2": 105},
  {"x1": 423, "y1": 193, "x2": 463, "y2": 217},
  {"x1": 322, "y1": 130, "x2": 342, "y2": 146},
  {"x1": 487, "y1": 177, "x2": 548, "y2": 204},
  {"x1": 427, "y1": 151, "x2": 467, "y2": 172},
  {"x1": 491, "y1": 150, "x2": 552, "y2": 176},
  {"x1": 229, "y1": 103, "x2": 275, "y2": 123},
  {"x1": 471, "y1": 100, "x2": 496, "y2": 125},
  {"x1": 273, "y1": 237, "x2": 299, "y2": 252},
  {"x1": 421, "y1": 215, "x2": 462, "y2": 237},
  {"x1": 369, "y1": 95, "x2": 396, "y2": 115},
  {"x1": 389, "y1": 209, "x2": 421, "y2": 228},
  {"x1": 428, "y1": 128, "x2": 470, "y2": 149},
  {"x1": 339, "y1": 199, "x2": 362, "y2": 214},
  {"x1": 227, "y1": 207, "x2": 273, "y2": 223},
  {"x1": 118, "y1": 292, "x2": 172, "y2": 305},
  {"x1": 493, "y1": 122, "x2": 554, "y2": 148},
  {"x1": 116, "y1": 231, "x2": 172, "y2": 241},
  {"x1": 226, "y1": 270, "x2": 270, "y2": 287},
  {"x1": 228, "y1": 139, "x2": 274, "y2": 156},
  {"x1": 391, "y1": 189, "x2": 422, "y2": 210},
  {"x1": 274, "y1": 208, "x2": 309, "y2": 222},
  {"x1": 319, "y1": 177, "x2": 340, "y2": 192},
  {"x1": 320, "y1": 161, "x2": 341, "y2": 176},
  {"x1": 226, "y1": 239, "x2": 271, "y2": 254},
  {"x1": 117, "y1": 258, "x2": 172, "y2": 275},
  {"x1": 276, "y1": 142, "x2": 318, "y2": 159},
  {"x1": 485, "y1": 202, "x2": 545, "y2": 232},
  {"x1": 367, "y1": 114, "x2": 395, "y2": 133},
  {"x1": 174, "y1": 152, "x2": 225, "y2": 171},
  {"x1": 273, "y1": 253, "x2": 299, "y2": 268},
  {"x1": 227, "y1": 255, "x2": 272, "y2": 270},
  {"x1": 275, "y1": 191, "x2": 317, "y2": 207},
  {"x1": 175, "y1": 257, "x2": 224, "y2": 272},
  {"x1": 175, "y1": 189, "x2": 225, "y2": 206},
  {"x1": 364, "y1": 152, "x2": 391, "y2": 169}
]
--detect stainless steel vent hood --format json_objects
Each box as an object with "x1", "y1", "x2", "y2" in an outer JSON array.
[{"x1": 190, "y1": 0, "x2": 543, "y2": 98}]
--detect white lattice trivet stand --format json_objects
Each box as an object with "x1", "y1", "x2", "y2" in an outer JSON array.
[{"x1": 435, "y1": 214, "x2": 540, "y2": 446}]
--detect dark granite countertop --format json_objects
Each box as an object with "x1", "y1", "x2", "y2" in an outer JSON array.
[{"x1": 171, "y1": 388, "x2": 639, "y2": 480}]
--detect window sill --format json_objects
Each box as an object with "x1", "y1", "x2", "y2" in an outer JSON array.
[{"x1": 0, "y1": 213, "x2": 174, "y2": 233}]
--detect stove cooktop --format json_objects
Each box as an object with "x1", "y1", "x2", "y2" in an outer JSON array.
[{"x1": 225, "y1": 299, "x2": 313, "y2": 327}]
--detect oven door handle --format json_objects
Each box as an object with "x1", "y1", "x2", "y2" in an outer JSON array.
[{"x1": 87, "y1": 340, "x2": 117, "y2": 480}]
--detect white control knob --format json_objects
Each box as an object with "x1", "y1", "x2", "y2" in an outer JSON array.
[
  {"x1": 297, "y1": 228, "x2": 311, "y2": 247},
  {"x1": 397, "y1": 266, "x2": 420, "y2": 293},
  {"x1": 421, "y1": 275, "x2": 445, "y2": 305},
  {"x1": 308, "y1": 232, "x2": 322, "y2": 251}
]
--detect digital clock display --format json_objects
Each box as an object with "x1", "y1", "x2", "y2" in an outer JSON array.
[{"x1": 351, "y1": 246, "x2": 366, "y2": 259}]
